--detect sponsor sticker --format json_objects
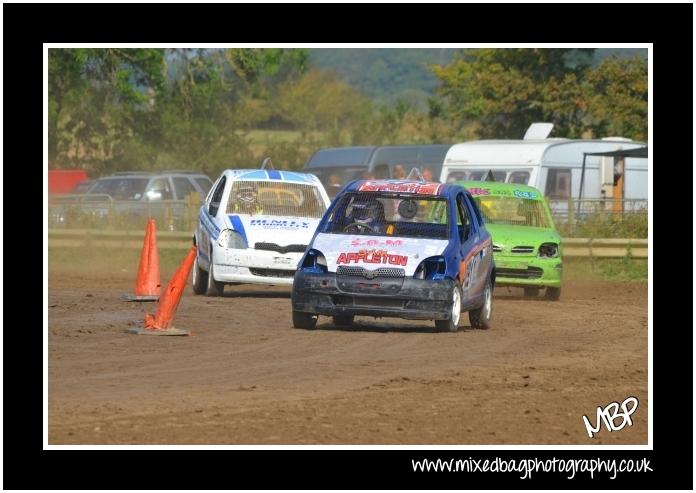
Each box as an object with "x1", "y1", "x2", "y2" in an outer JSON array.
[
  {"x1": 358, "y1": 181, "x2": 441, "y2": 195},
  {"x1": 513, "y1": 190, "x2": 538, "y2": 199},
  {"x1": 467, "y1": 187, "x2": 490, "y2": 196},
  {"x1": 336, "y1": 250, "x2": 408, "y2": 266},
  {"x1": 249, "y1": 219, "x2": 310, "y2": 229}
]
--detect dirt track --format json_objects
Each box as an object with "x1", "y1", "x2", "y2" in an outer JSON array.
[{"x1": 48, "y1": 273, "x2": 648, "y2": 445}]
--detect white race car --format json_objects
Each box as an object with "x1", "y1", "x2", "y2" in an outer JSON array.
[{"x1": 192, "y1": 166, "x2": 331, "y2": 295}]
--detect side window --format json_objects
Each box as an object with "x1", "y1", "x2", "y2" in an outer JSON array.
[
  {"x1": 208, "y1": 176, "x2": 226, "y2": 216},
  {"x1": 173, "y1": 177, "x2": 197, "y2": 200},
  {"x1": 146, "y1": 178, "x2": 173, "y2": 201},
  {"x1": 545, "y1": 168, "x2": 572, "y2": 199},
  {"x1": 195, "y1": 177, "x2": 213, "y2": 196},
  {"x1": 466, "y1": 192, "x2": 484, "y2": 227},
  {"x1": 456, "y1": 194, "x2": 472, "y2": 242},
  {"x1": 508, "y1": 171, "x2": 530, "y2": 184}
]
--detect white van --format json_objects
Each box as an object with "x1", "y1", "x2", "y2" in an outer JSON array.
[{"x1": 440, "y1": 128, "x2": 647, "y2": 204}]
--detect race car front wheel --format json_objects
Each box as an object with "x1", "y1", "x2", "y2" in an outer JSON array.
[
  {"x1": 192, "y1": 252, "x2": 207, "y2": 295},
  {"x1": 205, "y1": 248, "x2": 225, "y2": 297},
  {"x1": 545, "y1": 287, "x2": 561, "y2": 301},
  {"x1": 523, "y1": 286, "x2": 539, "y2": 297},
  {"x1": 333, "y1": 315, "x2": 354, "y2": 327},
  {"x1": 293, "y1": 310, "x2": 318, "y2": 330},
  {"x1": 469, "y1": 276, "x2": 492, "y2": 330},
  {"x1": 435, "y1": 282, "x2": 462, "y2": 332}
]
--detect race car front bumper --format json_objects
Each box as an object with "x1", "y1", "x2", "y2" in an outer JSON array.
[
  {"x1": 292, "y1": 271, "x2": 456, "y2": 320},
  {"x1": 493, "y1": 255, "x2": 562, "y2": 288},
  {"x1": 210, "y1": 246, "x2": 301, "y2": 285}
]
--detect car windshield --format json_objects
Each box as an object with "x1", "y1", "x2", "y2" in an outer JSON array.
[
  {"x1": 225, "y1": 180, "x2": 326, "y2": 218},
  {"x1": 473, "y1": 195, "x2": 550, "y2": 228},
  {"x1": 89, "y1": 178, "x2": 150, "y2": 200},
  {"x1": 72, "y1": 181, "x2": 93, "y2": 194},
  {"x1": 324, "y1": 192, "x2": 449, "y2": 239}
]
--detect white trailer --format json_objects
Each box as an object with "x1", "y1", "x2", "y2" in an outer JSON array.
[{"x1": 439, "y1": 126, "x2": 648, "y2": 205}]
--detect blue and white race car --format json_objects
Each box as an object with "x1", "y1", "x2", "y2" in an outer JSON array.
[
  {"x1": 192, "y1": 166, "x2": 331, "y2": 295},
  {"x1": 291, "y1": 179, "x2": 496, "y2": 331}
]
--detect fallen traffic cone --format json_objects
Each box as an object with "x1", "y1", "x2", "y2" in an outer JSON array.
[
  {"x1": 127, "y1": 246, "x2": 196, "y2": 336},
  {"x1": 122, "y1": 218, "x2": 161, "y2": 302}
]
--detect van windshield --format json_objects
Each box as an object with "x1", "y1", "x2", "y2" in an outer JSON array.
[
  {"x1": 309, "y1": 167, "x2": 370, "y2": 197},
  {"x1": 446, "y1": 168, "x2": 532, "y2": 185},
  {"x1": 473, "y1": 196, "x2": 550, "y2": 228}
]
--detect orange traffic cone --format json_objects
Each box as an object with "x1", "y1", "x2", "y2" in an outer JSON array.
[
  {"x1": 122, "y1": 219, "x2": 161, "y2": 301},
  {"x1": 127, "y1": 246, "x2": 196, "y2": 336}
]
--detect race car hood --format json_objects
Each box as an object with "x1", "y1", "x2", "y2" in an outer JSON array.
[
  {"x1": 228, "y1": 214, "x2": 320, "y2": 247},
  {"x1": 485, "y1": 223, "x2": 561, "y2": 249},
  {"x1": 311, "y1": 232, "x2": 449, "y2": 276}
]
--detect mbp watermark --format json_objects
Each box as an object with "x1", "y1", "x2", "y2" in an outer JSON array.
[{"x1": 582, "y1": 396, "x2": 639, "y2": 438}]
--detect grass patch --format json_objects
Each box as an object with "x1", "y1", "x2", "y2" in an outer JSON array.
[
  {"x1": 556, "y1": 213, "x2": 648, "y2": 238},
  {"x1": 49, "y1": 247, "x2": 648, "y2": 284},
  {"x1": 49, "y1": 247, "x2": 188, "y2": 278},
  {"x1": 563, "y1": 257, "x2": 648, "y2": 282}
]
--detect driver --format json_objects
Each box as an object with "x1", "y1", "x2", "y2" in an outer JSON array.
[
  {"x1": 346, "y1": 198, "x2": 385, "y2": 233},
  {"x1": 232, "y1": 185, "x2": 262, "y2": 215}
]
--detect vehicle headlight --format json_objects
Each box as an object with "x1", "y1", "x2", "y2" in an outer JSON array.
[
  {"x1": 414, "y1": 256, "x2": 446, "y2": 280},
  {"x1": 217, "y1": 229, "x2": 247, "y2": 249},
  {"x1": 301, "y1": 249, "x2": 327, "y2": 273},
  {"x1": 538, "y1": 242, "x2": 559, "y2": 258}
]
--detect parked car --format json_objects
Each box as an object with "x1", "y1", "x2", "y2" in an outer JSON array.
[
  {"x1": 192, "y1": 166, "x2": 331, "y2": 296},
  {"x1": 48, "y1": 171, "x2": 213, "y2": 229},
  {"x1": 457, "y1": 180, "x2": 562, "y2": 300},
  {"x1": 71, "y1": 179, "x2": 95, "y2": 194},
  {"x1": 291, "y1": 177, "x2": 495, "y2": 332}
]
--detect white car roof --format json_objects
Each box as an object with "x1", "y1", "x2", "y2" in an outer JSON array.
[{"x1": 222, "y1": 169, "x2": 323, "y2": 186}]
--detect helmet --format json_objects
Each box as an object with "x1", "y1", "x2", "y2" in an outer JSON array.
[
  {"x1": 236, "y1": 185, "x2": 257, "y2": 204},
  {"x1": 350, "y1": 199, "x2": 384, "y2": 224}
]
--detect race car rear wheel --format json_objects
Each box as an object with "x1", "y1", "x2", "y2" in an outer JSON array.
[
  {"x1": 293, "y1": 310, "x2": 318, "y2": 330},
  {"x1": 435, "y1": 282, "x2": 462, "y2": 332},
  {"x1": 545, "y1": 287, "x2": 561, "y2": 301},
  {"x1": 205, "y1": 248, "x2": 225, "y2": 297},
  {"x1": 469, "y1": 276, "x2": 492, "y2": 330},
  {"x1": 192, "y1": 252, "x2": 207, "y2": 295},
  {"x1": 333, "y1": 315, "x2": 354, "y2": 327}
]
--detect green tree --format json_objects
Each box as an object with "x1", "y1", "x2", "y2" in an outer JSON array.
[
  {"x1": 431, "y1": 48, "x2": 596, "y2": 138},
  {"x1": 585, "y1": 56, "x2": 648, "y2": 141},
  {"x1": 48, "y1": 48, "x2": 165, "y2": 168}
]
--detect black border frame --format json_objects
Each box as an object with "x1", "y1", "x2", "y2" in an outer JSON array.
[{"x1": 5, "y1": 2, "x2": 692, "y2": 489}]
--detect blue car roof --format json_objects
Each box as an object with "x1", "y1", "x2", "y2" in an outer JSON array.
[{"x1": 342, "y1": 179, "x2": 460, "y2": 198}]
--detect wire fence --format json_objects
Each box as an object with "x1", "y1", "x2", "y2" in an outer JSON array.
[
  {"x1": 47, "y1": 193, "x2": 649, "y2": 239},
  {"x1": 48, "y1": 192, "x2": 203, "y2": 232},
  {"x1": 549, "y1": 198, "x2": 648, "y2": 238}
]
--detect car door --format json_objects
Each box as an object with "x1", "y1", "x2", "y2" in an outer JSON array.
[
  {"x1": 198, "y1": 175, "x2": 226, "y2": 268},
  {"x1": 463, "y1": 191, "x2": 492, "y2": 301},
  {"x1": 455, "y1": 192, "x2": 485, "y2": 307}
]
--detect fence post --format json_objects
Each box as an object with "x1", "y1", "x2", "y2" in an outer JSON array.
[
  {"x1": 187, "y1": 192, "x2": 200, "y2": 232},
  {"x1": 567, "y1": 196, "x2": 575, "y2": 236}
]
